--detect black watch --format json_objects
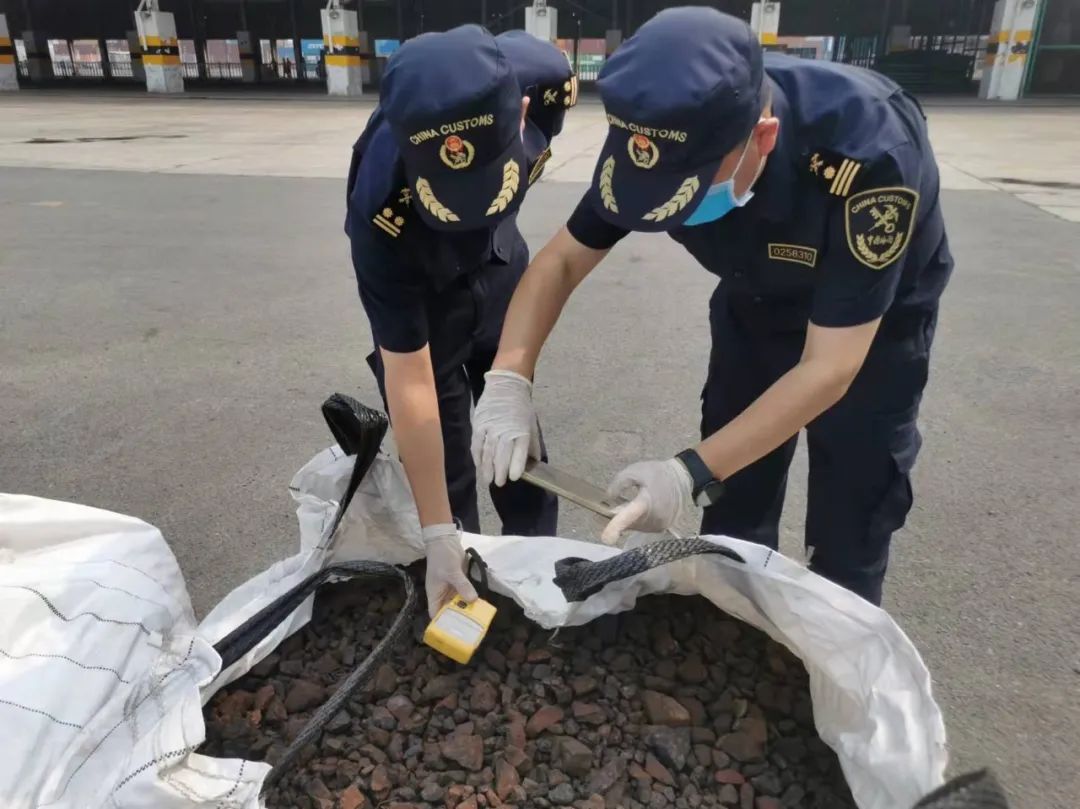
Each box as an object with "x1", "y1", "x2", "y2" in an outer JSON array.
[{"x1": 675, "y1": 448, "x2": 725, "y2": 507}]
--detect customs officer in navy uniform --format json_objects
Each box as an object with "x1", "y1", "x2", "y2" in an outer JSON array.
[
  {"x1": 345, "y1": 26, "x2": 573, "y2": 614},
  {"x1": 471, "y1": 8, "x2": 953, "y2": 605}
]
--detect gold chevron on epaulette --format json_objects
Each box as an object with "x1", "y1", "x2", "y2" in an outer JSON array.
[
  {"x1": 371, "y1": 185, "x2": 411, "y2": 238},
  {"x1": 807, "y1": 148, "x2": 863, "y2": 197},
  {"x1": 529, "y1": 146, "x2": 552, "y2": 185}
]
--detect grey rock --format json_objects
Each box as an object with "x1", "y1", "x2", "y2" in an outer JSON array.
[{"x1": 549, "y1": 782, "x2": 576, "y2": 805}]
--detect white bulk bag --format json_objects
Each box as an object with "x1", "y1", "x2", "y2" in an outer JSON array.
[{"x1": 0, "y1": 443, "x2": 947, "y2": 809}]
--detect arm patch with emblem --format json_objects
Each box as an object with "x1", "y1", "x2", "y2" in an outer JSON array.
[{"x1": 844, "y1": 186, "x2": 919, "y2": 270}]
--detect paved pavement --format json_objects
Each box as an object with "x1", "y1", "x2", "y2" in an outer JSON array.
[{"x1": 1, "y1": 94, "x2": 1078, "y2": 808}]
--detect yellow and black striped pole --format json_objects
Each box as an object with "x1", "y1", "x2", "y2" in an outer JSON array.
[
  {"x1": 319, "y1": 6, "x2": 365, "y2": 96},
  {"x1": 135, "y1": 7, "x2": 184, "y2": 93},
  {"x1": 0, "y1": 14, "x2": 18, "y2": 91}
]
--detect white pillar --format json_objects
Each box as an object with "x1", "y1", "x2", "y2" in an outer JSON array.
[
  {"x1": 979, "y1": 0, "x2": 1008, "y2": 99},
  {"x1": 136, "y1": 7, "x2": 184, "y2": 93},
  {"x1": 20, "y1": 29, "x2": 52, "y2": 81},
  {"x1": 237, "y1": 30, "x2": 257, "y2": 83},
  {"x1": 525, "y1": 1, "x2": 559, "y2": 42},
  {"x1": 320, "y1": 6, "x2": 363, "y2": 97},
  {"x1": 888, "y1": 24, "x2": 912, "y2": 52},
  {"x1": 604, "y1": 29, "x2": 622, "y2": 57},
  {"x1": 751, "y1": 1, "x2": 781, "y2": 47},
  {"x1": 996, "y1": 0, "x2": 1041, "y2": 100},
  {"x1": 126, "y1": 29, "x2": 146, "y2": 82},
  {"x1": 0, "y1": 15, "x2": 17, "y2": 90}
]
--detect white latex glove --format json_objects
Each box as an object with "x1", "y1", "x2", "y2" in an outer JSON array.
[
  {"x1": 601, "y1": 458, "x2": 693, "y2": 546},
  {"x1": 422, "y1": 523, "x2": 478, "y2": 618},
  {"x1": 471, "y1": 370, "x2": 540, "y2": 487}
]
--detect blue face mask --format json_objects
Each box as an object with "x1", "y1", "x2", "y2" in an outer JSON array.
[{"x1": 682, "y1": 137, "x2": 762, "y2": 227}]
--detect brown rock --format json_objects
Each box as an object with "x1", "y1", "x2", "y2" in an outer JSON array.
[
  {"x1": 718, "y1": 731, "x2": 764, "y2": 762},
  {"x1": 714, "y1": 769, "x2": 745, "y2": 785},
  {"x1": 421, "y1": 674, "x2": 459, "y2": 703},
  {"x1": 338, "y1": 784, "x2": 368, "y2": 809},
  {"x1": 386, "y1": 694, "x2": 414, "y2": 724},
  {"x1": 739, "y1": 716, "x2": 768, "y2": 746},
  {"x1": 284, "y1": 679, "x2": 325, "y2": 713},
  {"x1": 506, "y1": 713, "x2": 527, "y2": 750},
  {"x1": 457, "y1": 798, "x2": 479, "y2": 809},
  {"x1": 526, "y1": 648, "x2": 551, "y2": 663},
  {"x1": 554, "y1": 736, "x2": 594, "y2": 778},
  {"x1": 263, "y1": 696, "x2": 287, "y2": 724},
  {"x1": 212, "y1": 690, "x2": 254, "y2": 723},
  {"x1": 373, "y1": 663, "x2": 397, "y2": 698},
  {"x1": 587, "y1": 757, "x2": 625, "y2": 795},
  {"x1": 436, "y1": 692, "x2": 459, "y2": 713},
  {"x1": 677, "y1": 656, "x2": 708, "y2": 684},
  {"x1": 495, "y1": 757, "x2": 520, "y2": 800},
  {"x1": 570, "y1": 675, "x2": 599, "y2": 697},
  {"x1": 755, "y1": 799, "x2": 782, "y2": 809},
  {"x1": 504, "y1": 746, "x2": 529, "y2": 771},
  {"x1": 526, "y1": 705, "x2": 564, "y2": 737},
  {"x1": 679, "y1": 696, "x2": 708, "y2": 727},
  {"x1": 740, "y1": 783, "x2": 755, "y2": 809},
  {"x1": 644, "y1": 754, "x2": 674, "y2": 786},
  {"x1": 310, "y1": 778, "x2": 332, "y2": 799},
  {"x1": 641, "y1": 691, "x2": 690, "y2": 727},
  {"x1": 571, "y1": 701, "x2": 605, "y2": 725},
  {"x1": 484, "y1": 647, "x2": 507, "y2": 673},
  {"x1": 507, "y1": 640, "x2": 527, "y2": 663},
  {"x1": 471, "y1": 680, "x2": 498, "y2": 714},
  {"x1": 253, "y1": 685, "x2": 275, "y2": 712},
  {"x1": 628, "y1": 761, "x2": 650, "y2": 781},
  {"x1": 441, "y1": 734, "x2": 484, "y2": 772},
  {"x1": 370, "y1": 764, "x2": 391, "y2": 794}
]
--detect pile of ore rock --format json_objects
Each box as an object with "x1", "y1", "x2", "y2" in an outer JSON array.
[{"x1": 201, "y1": 576, "x2": 856, "y2": 809}]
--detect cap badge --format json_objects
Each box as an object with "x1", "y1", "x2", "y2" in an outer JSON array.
[
  {"x1": 440, "y1": 135, "x2": 476, "y2": 170},
  {"x1": 628, "y1": 134, "x2": 660, "y2": 170},
  {"x1": 543, "y1": 88, "x2": 558, "y2": 105}
]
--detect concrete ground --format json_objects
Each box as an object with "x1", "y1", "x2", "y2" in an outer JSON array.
[{"x1": 1, "y1": 94, "x2": 1078, "y2": 809}]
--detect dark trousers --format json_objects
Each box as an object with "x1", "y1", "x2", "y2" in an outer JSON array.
[
  {"x1": 699, "y1": 288, "x2": 937, "y2": 605},
  {"x1": 367, "y1": 244, "x2": 558, "y2": 537}
]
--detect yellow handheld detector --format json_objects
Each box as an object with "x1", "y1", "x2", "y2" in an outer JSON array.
[{"x1": 423, "y1": 595, "x2": 497, "y2": 664}]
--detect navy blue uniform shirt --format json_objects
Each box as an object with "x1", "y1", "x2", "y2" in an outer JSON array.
[
  {"x1": 345, "y1": 109, "x2": 558, "y2": 353},
  {"x1": 569, "y1": 55, "x2": 953, "y2": 332}
]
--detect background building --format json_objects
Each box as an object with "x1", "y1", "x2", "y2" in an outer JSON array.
[{"x1": 0, "y1": 0, "x2": 1076, "y2": 96}]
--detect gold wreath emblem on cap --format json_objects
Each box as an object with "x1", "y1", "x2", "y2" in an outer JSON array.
[
  {"x1": 627, "y1": 133, "x2": 660, "y2": 170},
  {"x1": 440, "y1": 135, "x2": 476, "y2": 170}
]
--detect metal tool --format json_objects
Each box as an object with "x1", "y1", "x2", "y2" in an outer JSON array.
[
  {"x1": 520, "y1": 458, "x2": 684, "y2": 540},
  {"x1": 521, "y1": 458, "x2": 624, "y2": 518}
]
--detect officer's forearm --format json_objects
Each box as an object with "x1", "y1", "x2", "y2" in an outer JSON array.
[
  {"x1": 494, "y1": 226, "x2": 608, "y2": 378},
  {"x1": 697, "y1": 357, "x2": 853, "y2": 481},
  {"x1": 381, "y1": 346, "x2": 454, "y2": 528}
]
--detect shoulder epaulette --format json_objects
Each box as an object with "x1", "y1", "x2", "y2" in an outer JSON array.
[
  {"x1": 539, "y1": 74, "x2": 578, "y2": 109},
  {"x1": 371, "y1": 184, "x2": 412, "y2": 239},
  {"x1": 806, "y1": 148, "x2": 863, "y2": 198}
]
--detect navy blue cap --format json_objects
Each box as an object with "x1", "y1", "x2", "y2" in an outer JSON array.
[
  {"x1": 380, "y1": 25, "x2": 527, "y2": 231},
  {"x1": 496, "y1": 30, "x2": 577, "y2": 141},
  {"x1": 589, "y1": 7, "x2": 765, "y2": 232}
]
